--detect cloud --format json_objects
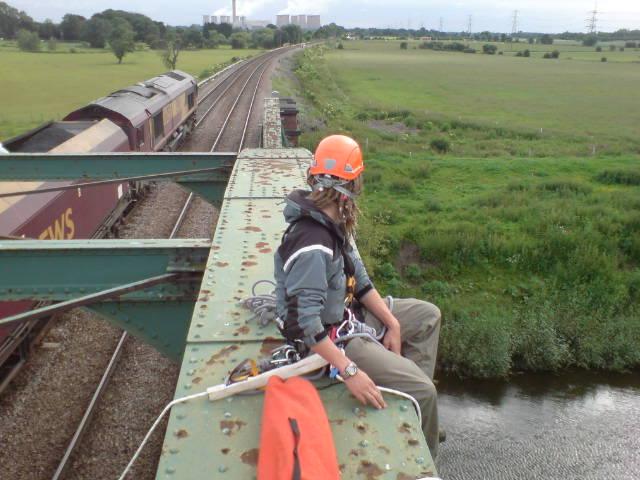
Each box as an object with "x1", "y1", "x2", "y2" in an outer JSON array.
[{"x1": 278, "y1": 0, "x2": 336, "y2": 15}]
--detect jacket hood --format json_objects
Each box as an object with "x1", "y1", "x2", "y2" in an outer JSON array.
[{"x1": 283, "y1": 190, "x2": 345, "y2": 242}]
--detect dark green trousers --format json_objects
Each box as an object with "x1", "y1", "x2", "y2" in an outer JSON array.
[{"x1": 345, "y1": 298, "x2": 441, "y2": 459}]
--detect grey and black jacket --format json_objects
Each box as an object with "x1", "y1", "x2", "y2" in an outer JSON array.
[{"x1": 274, "y1": 190, "x2": 374, "y2": 347}]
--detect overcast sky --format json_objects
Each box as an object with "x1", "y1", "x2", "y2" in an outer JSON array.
[{"x1": 9, "y1": 0, "x2": 640, "y2": 32}]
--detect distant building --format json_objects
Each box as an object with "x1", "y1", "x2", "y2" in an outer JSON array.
[
  {"x1": 291, "y1": 15, "x2": 307, "y2": 29},
  {"x1": 220, "y1": 15, "x2": 231, "y2": 24},
  {"x1": 306, "y1": 15, "x2": 321, "y2": 30},
  {"x1": 211, "y1": 15, "x2": 218, "y2": 24},
  {"x1": 203, "y1": 15, "x2": 211, "y2": 25},
  {"x1": 238, "y1": 16, "x2": 246, "y2": 27},
  {"x1": 276, "y1": 14, "x2": 290, "y2": 27}
]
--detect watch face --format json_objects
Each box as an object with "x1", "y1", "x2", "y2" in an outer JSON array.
[{"x1": 345, "y1": 364, "x2": 358, "y2": 377}]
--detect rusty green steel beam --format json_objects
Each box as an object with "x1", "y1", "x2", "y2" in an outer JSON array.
[
  {"x1": 0, "y1": 152, "x2": 236, "y2": 205},
  {"x1": 0, "y1": 239, "x2": 209, "y2": 301},
  {"x1": 0, "y1": 239, "x2": 210, "y2": 358},
  {"x1": 157, "y1": 149, "x2": 438, "y2": 480}
]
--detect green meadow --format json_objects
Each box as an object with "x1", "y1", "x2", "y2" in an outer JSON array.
[
  {"x1": 278, "y1": 42, "x2": 640, "y2": 377},
  {"x1": 0, "y1": 42, "x2": 261, "y2": 140}
]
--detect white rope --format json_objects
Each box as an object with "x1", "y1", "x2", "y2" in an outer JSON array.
[
  {"x1": 336, "y1": 375, "x2": 423, "y2": 427},
  {"x1": 117, "y1": 391, "x2": 208, "y2": 480},
  {"x1": 118, "y1": 377, "x2": 423, "y2": 479}
]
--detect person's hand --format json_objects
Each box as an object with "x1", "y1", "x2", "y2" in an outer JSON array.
[
  {"x1": 344, "y1": 370, "x2": 387, "y2": 409},
  {"x1": 383, "y1": 324, "x2": 402, "y2": 355}
]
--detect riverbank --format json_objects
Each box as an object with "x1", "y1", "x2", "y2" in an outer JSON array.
[{"x1": 274, "y1": 44, "x2": 640, "y2": 378}]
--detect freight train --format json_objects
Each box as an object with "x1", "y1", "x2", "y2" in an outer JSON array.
[{"x1": 0, "y1": 70, "x2": 199, "y2": 393}]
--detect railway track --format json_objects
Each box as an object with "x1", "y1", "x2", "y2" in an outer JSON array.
[
  {"x1": 51, "y1": 192, "x2": 196, "y2": 480},
  {"x1": 186, "y1": 46, "x2": 295, "y2": 153},
  {"x1": 0, "y1": 45, "x2": 296, "y2": 479}
]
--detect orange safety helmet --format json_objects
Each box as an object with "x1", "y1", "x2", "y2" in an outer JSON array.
[{"x1": 310, "y1": 135, "x2": 364, "y2": 181}]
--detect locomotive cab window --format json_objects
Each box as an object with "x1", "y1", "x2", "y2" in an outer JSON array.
[
  {"x1": 153, "y1": 112, "x2": 164, "y2": 141},
  {"x1": 187, "y1": 93, "x2": 195, "y2": 109}
]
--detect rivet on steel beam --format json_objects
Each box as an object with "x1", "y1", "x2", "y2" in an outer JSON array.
[
  {"x1": 224, "y1": 412, "x2": 232, "y2": 418},
  {"x1": 221, "y1": 427, "x2": 231, "y2": 435},
  {"x1": 187, "y1": 370, "x2": 195, "y2": 376},
  {"x1": 353, "y1": 407, "x2": 361, "y2": 416},
  {"x1": 166, "y1": 467, "x2": 176, "y2": 474},
  {"x1": 170, "y1": 448, "x2": 179, "y2": 454},
  {"x1": 184, "y1": 384, "x2": 192, "y2": 390},
  {"x1": 190, "y1": 357, "x2": 198, "y2": 364},
  {"x1": 359, "y1": 440, "x2": 369, "y2": 448},
  {"x1": 218, "y1": 465, "x2": 228, "y2": 473},
  {"x1": 385, "y1": 464, "x2": 392, "y2": 471},
  {"x1": 400, "y1": 405, "x2": 409, "y2": 412},
  {"x1": 195, "y1": 334, "x2": 201, "y2": 339},
  {"x1": 177, "y1": 414, "x2": 186, "y2": 420},
  {"x1": 416, "y1": 457, "x2": 425, "y2": 465}
]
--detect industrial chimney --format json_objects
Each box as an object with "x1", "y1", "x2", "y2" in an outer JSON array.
[{"x1": 232, "y1": 0, "x2": 237, "y2": 24}]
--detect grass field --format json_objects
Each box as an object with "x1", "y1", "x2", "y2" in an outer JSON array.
[
  {"x1": 278, "y1": 42, "x2": 640, "y2": 377},
  {"x1": 0, "y1": 42, "x2": 261, "y2": 140},
  {"x1": 331, "y1": 41, "x2": 640, "y2": 141}
]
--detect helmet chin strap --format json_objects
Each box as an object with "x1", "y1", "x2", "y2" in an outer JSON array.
[{"x1": 311, "y1": 175, "x2": 358, "y2": 199}]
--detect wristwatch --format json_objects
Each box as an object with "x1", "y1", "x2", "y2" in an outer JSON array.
[{"x1": 342, "y1": 362, "x2": 359, "y2": 379}]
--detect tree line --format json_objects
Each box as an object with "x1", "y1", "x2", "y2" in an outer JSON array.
[{"x1": 0, "y1": 1, "x2": 306, "y2": 64}]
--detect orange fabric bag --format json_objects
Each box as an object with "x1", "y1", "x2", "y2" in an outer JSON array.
[{"x1": 257, "y1": 376, "x2": 340, "y2": 480}]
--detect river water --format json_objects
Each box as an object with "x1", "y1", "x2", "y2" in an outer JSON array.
[{"x1": 437, "y1": 371, "x2": 640, "y2": 479}]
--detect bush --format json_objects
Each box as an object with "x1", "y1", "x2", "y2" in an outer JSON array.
[
  {"x1": 404, "y1": 116, "x2": 417, "y2": 128},
  {"x1": 463, "y1": 48, "x2": 476, "y2": 54},
  {"x1": 551, "y1": 49, "x2": 560, "y2": 59},
  {"x1": 400, "y1": 41, "x2": 408, "y2": 50},
  {"x1": 440, "y1": 307, "x2": 512, "y2": 377},
  {"x1": 337, "y1": 42, "x2": 344, "y2": 50},
  {"x1": 537, "y1": 179, "x2": 592, "y2": 196},
  {"x1": 609, "y1": 45, "x2": 617, "y2": 51},
  {"x1": 412, "y1": 162, "x2": 432, "y2": 179},
  {"x1": 619, "y1": 47, "x2": 624, "y2": 52},
  {"x1": 596, "y1": 169, "x2": 640, "y2": 186},
  {"x1": 430, "y1": 138, "x2": 450, "y2": 154},
  {"x1": 596, "y1": 46, "x2": 602, "y2": 52},
  {"x1": 47, "y1": 37, "x2": 57, "y2": 51},
  {"x1": 230, "y1": 32, "x2": 250, "y2": 49},
  {"x1": 16, "y1": 29, "x2": 41, "y2": 52},
  {"x1": 583, "y1": 36, "x2": 597, "y2": 47},
  {"x1": 523, "y1": 49, "x2": 530, "y2": 57},
  {"x1": 624, "y1": 41, "x2": 637, "y2": 48},
  {"x1": 601, "y1": 56, "x2": 607, "y2": 62},
  {"x1": 388, "y1": 177, "x2": 415, "y2": 193},
  {"x1": 540, "y1": 34, "x2": 554, "y2": 44},
  {"x1": 482, "y1": 44, "x2": 498, "y2": 54},
  {"x1": 69, "y1": 47, "x2": 77, "y2": 53}
]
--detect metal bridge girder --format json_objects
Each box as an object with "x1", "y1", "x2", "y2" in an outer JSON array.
[
  {"x1": 0, "y1": 152, "x2": 237, "y2": 206},
  {"x1": 88, "y1": 301, "x2": 196, "y2": 360},
  {"x1": 0, "y1": 239, "x2": 210, "y2": 301}
]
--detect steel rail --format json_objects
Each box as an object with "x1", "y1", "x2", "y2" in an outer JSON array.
[
  {"x1": 239, "y1": 60, "x2": 271, "y2": 151},
  {"x1": 195, "y1": 59, "x2": 257, "y2": 126},
  {"x1": 195, "y1": 49, "x2": 282, "y2": 130},
  {"x1": 50, "y1": 192, "x2": 196, "y2": 480},
  {"x1": 210, "y1": 55, "x2": 274, "y2": 153}
]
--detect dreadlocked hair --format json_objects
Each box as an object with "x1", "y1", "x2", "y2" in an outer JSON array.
[{"x1": 307, "y1": 174, "x2": 363, "y2": 238}]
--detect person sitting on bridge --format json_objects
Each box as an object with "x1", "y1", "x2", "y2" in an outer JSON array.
[{"x1": 274, "y1": 135, "x2": 442, "y2": 459}]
